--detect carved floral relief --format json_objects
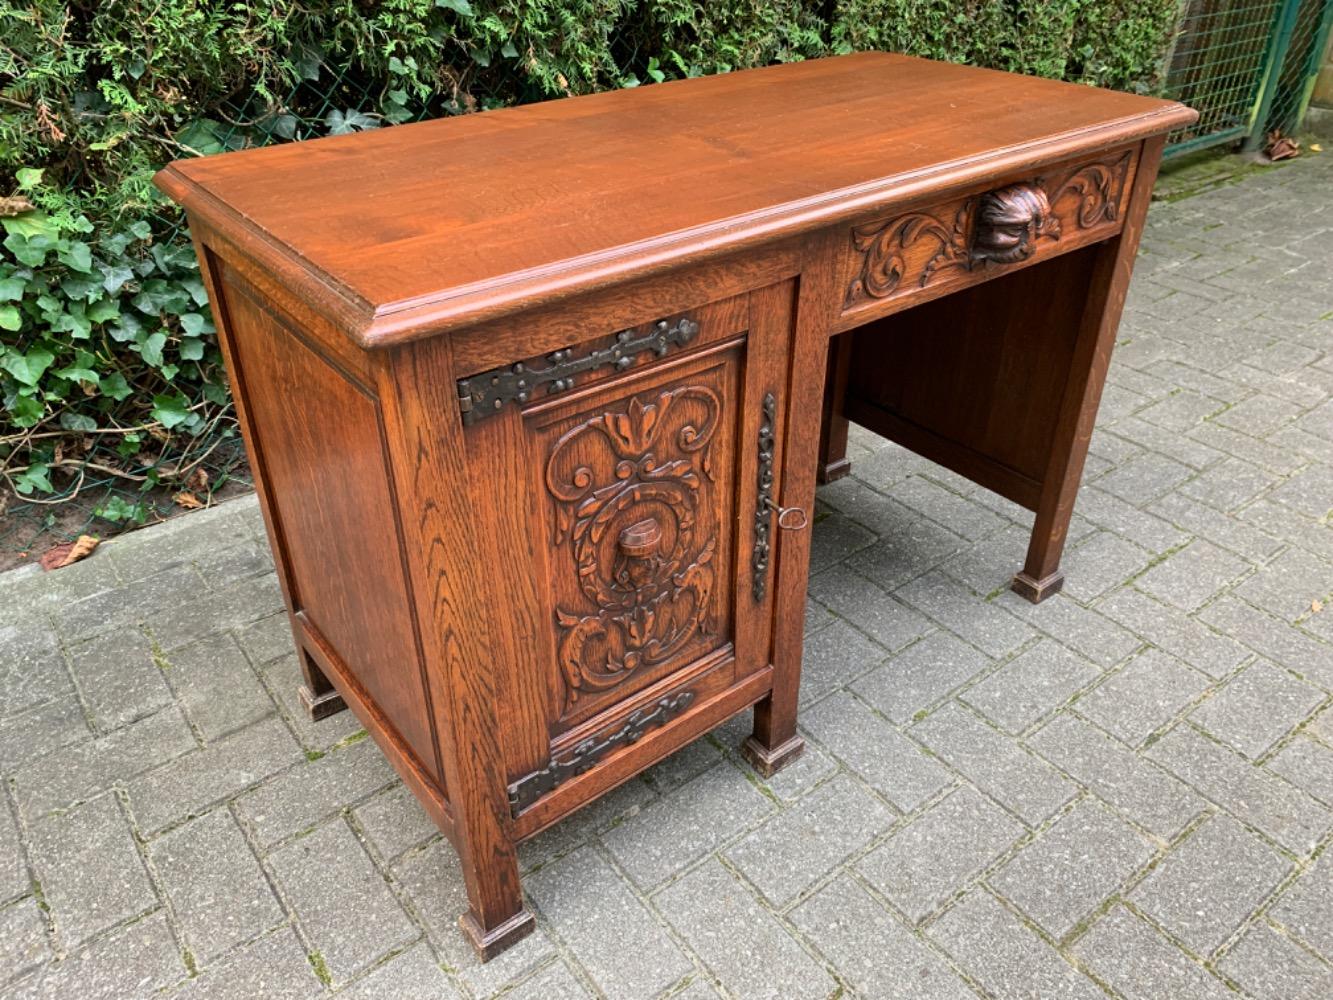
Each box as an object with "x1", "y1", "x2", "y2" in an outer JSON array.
[{"x1": 544, "y1": 384, "x2": 722, "y2": 714}]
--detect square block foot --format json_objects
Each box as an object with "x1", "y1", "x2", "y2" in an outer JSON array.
[
  {"x1": 817, "y1": 459, "x2": 852, "y2": 485},
  {"x1": 298, "y1": 684, "x2": 348, "y2": 721},
  {"x1": 460, "y1": 908, "x2": 537, "y2": 963},
  {"x1": 741, "y1": 735, "x2": 806, "y2": 778},
  {"x1": 1011, "y1": 570, "x2": 1065, "y2": 604}
]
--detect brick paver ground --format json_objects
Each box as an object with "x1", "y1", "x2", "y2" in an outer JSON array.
[{"x1": 2, "y1": 150, "x2": 1331, "y2": 999}]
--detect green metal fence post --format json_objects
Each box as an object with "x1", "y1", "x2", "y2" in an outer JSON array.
[{"x1": 1243, "y1": 0, "x2": 1307, "y2": 149}]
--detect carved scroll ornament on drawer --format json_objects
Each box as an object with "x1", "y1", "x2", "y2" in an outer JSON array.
[
  {"x1": 843, "y1": 150, "x2": 1132, "y2": 310},
  {"x1": 457, "y1": 317, "x2": 700, "y2": 425}
]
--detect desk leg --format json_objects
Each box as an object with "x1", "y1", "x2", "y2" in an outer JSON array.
[
  {"x1": 817, "y1": 333, "x2": 854, "y2": 484},
  {"x1": 296, "y1": 642, "x2": 349, "y2": 720},
  {"x1": 1013, "y1": 136, "x2": 1166, "y2": 604}
]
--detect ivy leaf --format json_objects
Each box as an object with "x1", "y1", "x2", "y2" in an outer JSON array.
[
  {"x1": 151, "y1": 393, "x2": 191, "y2": 428},
  {"x1": 60, "y1": 274, "x2": 101, "y2": 301},
  {"x1": 179, "y1": 312, "x2": 213, "y2": 336},
  {"x1": 3, "y1": 347, "x2": 54, "y2": 385},
  {"x1": 325, "y1": 109, "x2": 379, "y2": 135},
  {"x1": 55, "y1": 365, "x2": 100, "y2": 385},
  {"x1": 101, "y1": 372, "x2": 132, "y2": 401},
  {"x1": 58, "y1": 242, "x2": 94, "y2": 273},
  {"x1": 109, "y1": 312, "x2": 143, "y2": 343},
  {"x1": 0, "y1": 304, "x2": 20, "y2": 331},
  {"x1": 139, "y1": 331, "x2": 167, "y2": 366},
  {"x1": 178, "y1": 339, "x2": 206, "y2": 361},
  {"x1": 87, "y1": 298, "x2": 121, "y2": 324},
  {"x1": 3, "y1": 232, "x2": 53, "y2": 266},
  {"x1": 9, "y1": 394, "x2": 44, "y2": 428},
  {"x1": 99, "y1": 262, "x2": 135, "y2": 294},
  {"x1": 0, "y1": 275, "x2": 24, "y2": 301},
  {"x1": 13, "y1": 462, "x2": 52, "y2": 495},
  {"x1": 436, "y1": 0, "x2": 473, "y2": 12},
  {"x1": 15, "y1": 167, "x2": 44, "y2": 190},
  {"x1": 60, "y1": 412, "x2": 98, "y2": 432},
  {"x1": 1, "y1": 212, "x2": 55, "y2": 240}
]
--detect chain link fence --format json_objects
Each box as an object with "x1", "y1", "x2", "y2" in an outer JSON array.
[{"x1": 1163, "y1": 0, "x2": 1333, "y2": 157}]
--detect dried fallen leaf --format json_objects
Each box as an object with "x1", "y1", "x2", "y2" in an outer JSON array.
[
  {"x1": 0, "y1": 195, "x2": 35, "y2": 217},
  {"x1": 1313, "y1": 599, "x2": 1324, "y2": 614},
  {"x1": 1264, "y1": 129, "x2": 1300, "y2": 161},
  {"x1": 173, "y1": 490, "x2": 205, "y2": 510},
  {"x1": 186, "y1": 466, "x2": 210, "y2": 491},
  {"x1": 39, "y1": 534, "x2": 100, "y2": 571},
  {"x1": 1311, "y1": 143, "x2": 1324, "y2": 153}
]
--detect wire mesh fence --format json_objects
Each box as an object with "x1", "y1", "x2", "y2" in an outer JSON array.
[{"x1": 1163, "y1": 0, "x2": 1333, "y2": 157}]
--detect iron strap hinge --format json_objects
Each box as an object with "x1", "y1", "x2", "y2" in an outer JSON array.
[
  {"x1": 456, "y1": 317, "x2": 700, "y2": 426},
  {"x1": 507, "y1": 691, "x2": 696, "y2": 816}
]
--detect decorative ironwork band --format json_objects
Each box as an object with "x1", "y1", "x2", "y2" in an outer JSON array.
[
  {"x1": 752, "y1": 391, "x2": 776, "y2": 603},
  {"x1": 457, "y1": 317, "x2": 700, "y2": 426},
  {"x1": 507, "y1": 690, "x2": 696, "y2": 815}
]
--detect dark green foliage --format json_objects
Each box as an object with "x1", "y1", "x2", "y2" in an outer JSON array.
[{"x1": 1, "y1": 0, "x2": 1177, "y2": 508}]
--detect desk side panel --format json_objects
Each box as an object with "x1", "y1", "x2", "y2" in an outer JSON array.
[{"x1": 213, "y1": 265, "x2": 446, "y2": 791}]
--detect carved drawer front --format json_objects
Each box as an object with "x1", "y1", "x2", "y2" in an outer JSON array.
[
  {"x1": 458, "y1": 292, "x2": 790, "y2": 818},
  {"x1": 837, "y1": 146, "x2": 1137, "y2": 331}
]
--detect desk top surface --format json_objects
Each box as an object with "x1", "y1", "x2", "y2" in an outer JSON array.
[{"x1": 156, "y1": 52, "x2": 1194, "y2": 348}]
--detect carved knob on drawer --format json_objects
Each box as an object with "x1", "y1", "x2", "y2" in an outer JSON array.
[{"x1": 971, "y1": 183, "x2": 1057, "y2": 266}]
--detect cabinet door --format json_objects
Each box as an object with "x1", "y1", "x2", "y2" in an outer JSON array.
[{"x1": 458, "y1": 285, "x2": 793, "y2": 816}]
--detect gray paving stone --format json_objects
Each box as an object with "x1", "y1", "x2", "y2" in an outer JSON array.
[
  {"x1": 802, "y1": 690, "x2": 951, "y2": 812},
  {"x1": 518, "y1": 774, "x2": 656, "y2": 873},
  {"x1": 529, "y1": 845, "x2": 691, "y2": 999},
  {"x1": 1268, "y1": 735, "x2": 1333, "y2": 806},
  {"x1": 1270, "y1": 462, "x2": 1333, "y2": 520},
  {"x1": 1213, "y1": 391, "x2": 1304, "y2": 435},
  {"x1": 352, "y1": 783, "x2": 441, "y2": 862},
  {"x1": 145, "y1": 572, "x2": 285, "y2": 652},
  {"x1": 102, "y1": 500, "x2": 253, "y2": 582},
  {"x1": 806, "y1": 566, "x2": 934, "y2": 653},
  {"x1": 789, "y1": 874, "x2": 974, "y2": 1000},
  {"x1": 0, "y1": 618, "x2": 71, "y2": 720},
  {"x1": 857, "y1": 785, "x2": 1024, "y2": 923},
  {"x1": 65, "y1": 628, "x2": 173, "y2": 733},
  {"x1": 1083, "y1": 650, "x2": 1215, "y2": 753},
  {"x1": 1134, "y1": 539, "x2": 1250, "y2": 612},
  {"x1": 989, "y1": 798, "x2": 1155, "y2": 940},
  {"x1": 193, "y1": 539, "x2": 273, "y2": 589},
  {"x1": 928, "y1": 890, "x2": 1103, "y2": 1000},
  {"x1": 1, "y1": 797, "x2": 27, "y2": 905},
  {"x1": 1098, "y1": 586, "x2": 1248, "y2": 677},
  {"x1": 1152, "y1": 489, "x2": 1288, "y2": 565},
  {"x1": 28, "y1": 793, "x2": 155, "y2": 950},
  {"x1": 795, "y1": 619, "x2": 885, "y2": 707},
  {"x1": 394, "y1": 839, "x2": 554, "y2": 997},
  {"x1": 0, "y1": 553, "x2": 120, "y2": 618},
  {"x1": 655, "y1": 857, "x2": 837, "y2": 1000},
  {"x1": 4, "y1": 910, "x2": 183, "y2": 1000},
  {"x1": 1072, "y1": 904, "x2": 1233, "y2": 1000},
  {"x1": 725, "y1": 773, "x2": 894, "y2": 906},
  {"x1": 0, "y1": 898, "x2": 48, "y2": 986},
  {"x1": 890, "y1": 475, "x2": 1006, "y2": 541},
  {"x1": 127, "y1": 715, "x2": 303, "y2": 835},
  {"x1": 750, "y1": 734, "x2": 839, "y2": 804},
  {"x1": 0, "y1": 696, "x2": 90, "y2": 776},
  {"x1": 1235, "y1": 547, "x2": 1333, "y2": 623},
  {"x1": 1133, "y1": 813, "x2": 1290, "y2": 955},
  {"x1": 169, "y1": 925, "x2": 320, "y2": 1000},
  {"x1": 807, "y1": 510, "x2": 878, "y2": 573},
  {"x1": 1060, "y1": 531, "x2": 1153, "y2": 603},
  {"x1": 895, "y1": 571, "x2": 1035, "y2": 658},
  {"x1": 1178, "y1": 456, "x2": 1280, "y2": 512},
  {"x1": 937, "y1": 522, "x2": 1033, "y2": 595},
  {"x1": 962, "y1": 640, "x2": 1100, "y2": 735},
  {"x1": 235, "y1": 612, "x2": 297, "y2": 665},
  {"x1": 1135, "y1": 387, "x2": 1227, "y2": 433},
  {"x1": 1146, "y1": 723, "x2": 1332, "y2": 855},
  {"x1": 503, "y1": 960, "x2": 594, "y2": 1000},
  {"x1": 1198, "y1": 593, "x2": 1333, "y2": 690},
  {"x1": 334, "y1": 943, "x2": 462, "y2": 1000},
  {"x1": 15, "y1": 707, "x2": 196, "y2": 819},
  {"x1": 643, "y1": 732, "x2": 725, "y2": 794},
  {"x1": 852, "y1": 631, "x2": 990, "y2": 725},
  {"x1": 1190, "y1": 659, "x2": 1323, "y2": 759},
  {"x1": 913, "y1": 702, "x2": 1077, "y2": 826},
  {"x1": 268, "y1": 818, "x2": 415, "y2": 987},
  {"x1": 163, "y1": 632, "x2": 275, "y2": 741},
  {"x1": 601, "y1": 762, "x2": 773, "y2": 890},
  {"x1": 261, "y1": 653, "x2": 364, "y2": 751},
  {"x1": 996, "y1": 592, "x2": 1141, "y2": 668},
  {"x1": 1218, "y1": 920, "x2": 1333, "y2": 1000},
  {"x1": 1073, "y1": 484, "x2": 1190, "y2": 555},
  {"x1": 1093, "y1": 451, "x2": 1194, "y2": 505},
  {"x1": 847, "y1": 517, "x2": 968, "y2": 594},
  {"x1": 236, "y1": 734, "x2": 395, "y2": 848},
  {"x1": 1027, "y1": 713, "x2": 1206, "y2": 839},
  {"x1": 1271, "y1": 852, "x2": 1333, "y2": 961},
  {"x1": 150, "y1": 808, "x2": 283, "y2": 964},
  {"x1": 53, "y1": 562, "x2": 202, "y2": 641}
]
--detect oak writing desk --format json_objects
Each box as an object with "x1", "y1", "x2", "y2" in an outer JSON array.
[{"x1": 156, "y1": 53, "x2": 1195, "y2": 960}]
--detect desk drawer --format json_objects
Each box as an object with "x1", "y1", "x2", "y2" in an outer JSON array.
[{"x1": 836, "y1": 145, "x2": 1137, "y2": 331}]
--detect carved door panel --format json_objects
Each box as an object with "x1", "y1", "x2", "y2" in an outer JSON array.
[{"x1": 457, "y1": 287, "x2": 792, "y2": 816}]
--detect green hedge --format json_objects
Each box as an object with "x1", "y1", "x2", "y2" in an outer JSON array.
[{"x1": 1, "y1": 1, "x2": 1178, "y2": 515}]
